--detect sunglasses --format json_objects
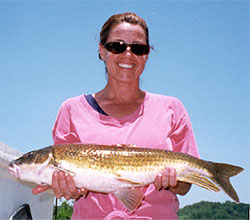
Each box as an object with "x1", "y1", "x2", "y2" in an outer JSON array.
[{"x1": 104, "y1": 41, "x2": 150, "y2": 56}]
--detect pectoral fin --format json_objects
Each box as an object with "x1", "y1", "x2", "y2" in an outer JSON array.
[
  {"x1": 53, "y1": 163, "x2": 76, "y2": 176},
  {"x1": 177, "y1": 171, "x2": 220, "y2": 192},
  {"x1": 113, "y1": 188, "x2": 144, "y2": 212}
]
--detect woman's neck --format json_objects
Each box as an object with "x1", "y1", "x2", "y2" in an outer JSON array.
[
  {"x1": 95, "y1": 81, "x2": 144, "y2": 104},
  {"x1": 94, "y1": 81, "x2": 145, "y2": 118}
]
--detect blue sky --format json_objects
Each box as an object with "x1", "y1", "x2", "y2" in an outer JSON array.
[{"x1": 0, "y1": 1, "x2": 249, "y2": 208}]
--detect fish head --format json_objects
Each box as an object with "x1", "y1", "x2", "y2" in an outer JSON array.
[{"x1": 8, "y1": 146, "x2": 54, "y2": 185}]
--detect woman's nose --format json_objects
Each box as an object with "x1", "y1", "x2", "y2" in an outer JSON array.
[{"x1": 124, "y1": 46, "x2": 132, "y2": 55}]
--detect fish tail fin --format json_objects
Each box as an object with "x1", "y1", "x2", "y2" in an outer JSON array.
[{"x1": 211, "y1": 162, "x2": 244, "y2": 203}]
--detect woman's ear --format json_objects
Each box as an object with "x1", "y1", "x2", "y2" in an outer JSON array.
[
  {"x1": 99, "y1": 43, "x2": 105, "y2": 61},
  {"x1": 144, "y1": 47, "x2": 150, "y2": 62}
]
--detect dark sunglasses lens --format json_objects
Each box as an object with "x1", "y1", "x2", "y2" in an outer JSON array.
[
  {"x1": 105, "y1": 42, "x2": 149, "y2": 55},
  {"x1": 105, "y1": 42, "x2": 126, "y2": 54},
  {"x1": 131, "y1": 44, "x2": 149, "y2": 55}
]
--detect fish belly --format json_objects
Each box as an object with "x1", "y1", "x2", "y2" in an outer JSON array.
[{"x1": 72, "y1": 168, "x2": 158, "y2": 193}]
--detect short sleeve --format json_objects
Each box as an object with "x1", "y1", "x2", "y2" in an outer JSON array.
[
  {"x1": 169, "y1": 100, "x2": 200, "y2": 158},
  {"x1": 52, "y1": 101, "x2": 80, "y2": 145}
]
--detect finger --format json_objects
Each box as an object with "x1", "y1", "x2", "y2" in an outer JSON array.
[
  {"x1": 154, "y1": 173, "x2": 162, "y2": 191},
  {"x1": 66, "y1": 173, "x2": 80, "y2": 198},
  {"x1": 52, "y1": 171, "x2": 63, "y2": 199},
  {"x1": 162, "y1": 167, "x2": 170, "y2": 189},
  {"x1": 75, "y1": 188, "x2": 89, "y2": 201},
  {"x1": 169, "y1": 167, "x2": 177, "y2": 187},
  {"x1": 58, "y1": 171, "x2": 71, "y2": 200},
  {"x1": 80, "y1": 188, "x2": 88, "y2": 198},
  {"x1": 32, "y1": 185, "x2": 50, "y2": 194}
]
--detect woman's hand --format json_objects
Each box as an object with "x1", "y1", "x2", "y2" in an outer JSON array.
[
  {"x1": 154, "y1": 167, "x2": 191, "y2": 195},
  {"x1": 32, "y1": 171, "x2": 88, "y2": 200}
]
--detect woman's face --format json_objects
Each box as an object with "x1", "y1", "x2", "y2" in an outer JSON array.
[{"x1": 99, "y1": 22, "x2": 149, "y2": 84}]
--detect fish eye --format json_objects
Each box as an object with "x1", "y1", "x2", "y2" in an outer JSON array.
[
  {"x1": 22, "y1": 151, "x2": 38, "y2": 164},
  {"x1": 28, "y1": 151, "x2": 34, "y2": 156}
]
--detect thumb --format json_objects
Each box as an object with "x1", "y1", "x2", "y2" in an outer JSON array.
[{"x1": 32, "y1": 185, "x2": 50, "y2": 194}]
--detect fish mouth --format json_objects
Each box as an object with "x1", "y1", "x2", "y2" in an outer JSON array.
[{"x1": 8, "y1": 162, "x2": 20, "y2": 179}]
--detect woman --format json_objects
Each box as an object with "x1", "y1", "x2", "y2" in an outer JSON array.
[{"x1": 33, "y1": 12, "x2": 199, "y2": 219}]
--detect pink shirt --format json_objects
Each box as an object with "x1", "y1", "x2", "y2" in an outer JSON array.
[{"x1": 52, "y1": 92, "x2": 199, "y2": 219}]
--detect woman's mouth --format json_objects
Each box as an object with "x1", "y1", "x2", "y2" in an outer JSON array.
[{"x1": 118, "y1": 63, "x2": 134, "y2": 69}]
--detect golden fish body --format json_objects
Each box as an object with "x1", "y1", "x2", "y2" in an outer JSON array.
[{"x1": 8, "y1": 144, "x2": 243, "y2": 211}]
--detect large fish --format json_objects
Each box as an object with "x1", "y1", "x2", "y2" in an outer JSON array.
[{"x1": 8, "y1": 144, "x2": 243, "y2": 211}]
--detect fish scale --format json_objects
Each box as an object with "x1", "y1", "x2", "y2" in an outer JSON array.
[
  {"x1": 54, "y1": 145, "x2": 162, "y2": 172},
  {"x1": 52, "y1": 144, "x2": 237, "y2": 186},
  {"x1": 8, "y1": 143, "x2": 243, "y2": 212}
]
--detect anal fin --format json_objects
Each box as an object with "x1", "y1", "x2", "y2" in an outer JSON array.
[
  {"x1": 177, "y1": 171, "x2": 220, "y2": 192},
  {"x1": 113, "y1": 188, "x2": 144, "y2": 212}
]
